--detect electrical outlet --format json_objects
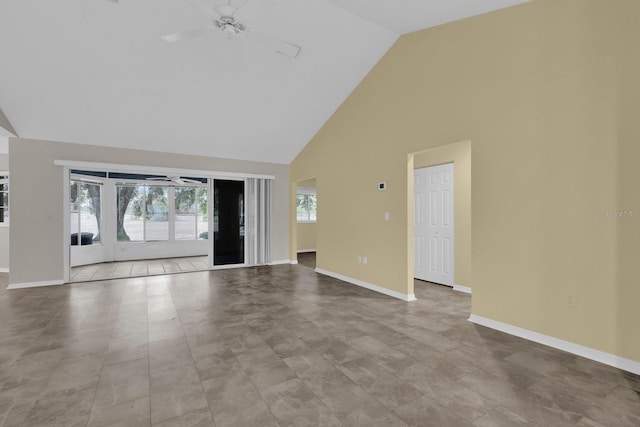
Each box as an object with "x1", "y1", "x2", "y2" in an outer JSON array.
[
  {"x1": 357, "y1": 256, "x2": 362, "y2": 264},
  {"x1": 363, "y1": 257, "x2": 368, "y2": 265},
  {"x1": 566, "y1": 295, "x2": 577, "y2": 308}
]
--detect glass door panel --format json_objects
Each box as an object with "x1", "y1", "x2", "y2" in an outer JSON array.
[{"x1": 213, "y1": 180, "x2": 245, "y2": 265}]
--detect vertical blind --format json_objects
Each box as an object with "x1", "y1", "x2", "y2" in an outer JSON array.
[{"x1": 246, "y1": 178, "x2": 272, "y2": 265}]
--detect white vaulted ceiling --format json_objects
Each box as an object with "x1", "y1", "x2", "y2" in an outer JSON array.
[{"x1": 0, "y1": 0, "x2": 528, "y2": 163}]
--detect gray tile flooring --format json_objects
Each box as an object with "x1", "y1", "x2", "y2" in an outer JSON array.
[
  {"x1": 71, "y1": 256, "x2": 209, "y2": 283},
  {"x1": 297, "y1": 251, "x2": 316, "y2": 269},
  {"x1": 0, "y1": 264, "x2": 638, "y2": 426}
]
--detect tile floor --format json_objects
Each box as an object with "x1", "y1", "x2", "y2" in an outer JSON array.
[
  {"x1": 0, "y1": 265, "x2": 638, "y2": 426},
  {"x1": 71, "y1": 256, "x2": 209, "y2": 283},
  {"x1": 297, "y1": 251, "x2": 316, "y2": 269}
]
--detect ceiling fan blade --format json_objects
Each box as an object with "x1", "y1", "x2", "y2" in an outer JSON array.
[
  {"x1": 183, "y1": 0, "x2": 220, "y2": 19},
  {"x1": 214, "y1": 4, "x2": 236, "y2": 18},
  {"x1": 161, "y1": 26, "x2": 216, "y2": 43},
  {"x1": 248, "y1": 30, "x2": 301, "y2": 58}
]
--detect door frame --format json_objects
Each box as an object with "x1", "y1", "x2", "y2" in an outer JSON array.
[
  {"x1": 209, "y1": 177, "x2": 249, "y2": 270},
  {"x1": 406, "y1": 140, "x2": 472, "y2": 297},
  {"x1": 59, "y1": 159, "x2": 274, "y2": 283},
  {"x1": 413, "y1": 163, "x2": 455, "y2": 286}
]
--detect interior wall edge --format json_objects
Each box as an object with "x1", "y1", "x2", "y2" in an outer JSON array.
[
  {"x1": 469, "y1": 314, "x2": 640, "y2": 375},
  {"x1": 316, "y1": 267, "x2": 417, "y2": 302}
]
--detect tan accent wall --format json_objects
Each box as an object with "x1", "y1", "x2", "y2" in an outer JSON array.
[
  {"x1": 290, "y1": 0, "x2": 640, "y2": 361},
  {"x1": 297, "y1": 223, "x2": 317, "y2": 252},
  {"x1": 9, "y1": 138, "x2": 290, "y2": 285}
]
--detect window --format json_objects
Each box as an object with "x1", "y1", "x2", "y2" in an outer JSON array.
[
  {"x1": 118, "y1": 183, "x2": 208, "y2": 242},
  {"x1": 0, "y1": 175, "x2": 8, "y2": 224},
  {"x1": 145, "y1": 186, "x2": 169, "y2": 241},
  {"x1": 117, "y1": 185, "x2": 144, "y2": 242},
  {"x1": 175, "y1": 187, "x2": 209, "y2": 240},
  {"x1": 297, "y1": 188, "x2": 316, "y2": 222},
  {"x1": 70, "y1": 180, "x2": 101, "y2": 245},
  {"x1": 117, "y1": 184, "x2": 170, "y2": 242}
]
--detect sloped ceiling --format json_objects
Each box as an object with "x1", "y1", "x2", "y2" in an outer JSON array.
[{"x1": 0, "y1": 0, "x2": 528, "y2": 163}]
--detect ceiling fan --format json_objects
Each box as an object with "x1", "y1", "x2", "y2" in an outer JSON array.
[
  {"x1": 161, "y1": 0, "x2": 301, "y2": 58},
  {"x1": 145, "y1": 176, "x2": 204, "y2": 185}
]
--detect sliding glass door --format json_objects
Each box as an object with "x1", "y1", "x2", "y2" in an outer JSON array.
[{"x1": 213, "y1": 179, "x2": 245, "y2": 266}]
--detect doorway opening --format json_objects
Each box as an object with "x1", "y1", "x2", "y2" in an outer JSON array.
[
  {"x1": 68, "y1": 169, "x2": 211, "y2": 282},
  {"x1": 63, "y1": 163, "x2": 275, "y2": 283},
  {"x1": 414, "y1": 163, "x2": 455, "y2": 286},
  {"x1": 295, "y1": 178, "x2": 317, "y2": 269},
  {"x1": 213, "y1": 179, "x2": 245, "y2": 266},
  {"x1": 408, "y1": 140, "x2": 472, "y2": 296}
]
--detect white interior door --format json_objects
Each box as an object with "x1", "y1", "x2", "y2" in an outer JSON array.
[{"x1": 414, "y1": 163, "x2": 454, "y2": 285}]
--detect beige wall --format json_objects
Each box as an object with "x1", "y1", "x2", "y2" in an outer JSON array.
[
  {"x1": 616, "y1": 7, "x2": 640, "y2": 362},
  {"x1": 297, "y1": 223, "x2": 317, "y2": 252},
  {"x1": 9, "y1": 137, "x2": 290, "y2": 285},
  {"x1": 413, "y1": 140, "x2": 471, "y2": 288},
  {"x1": 290, "y1": 0, "x2": 640, "y2": 362}
]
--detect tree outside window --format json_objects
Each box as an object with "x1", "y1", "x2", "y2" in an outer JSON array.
[
  {"x1": 117, "y1": 183, "x2": 208, "y2": 242},
  {"x1": 70, "y1": 180, "x2": 101, "y2": 245},
  {"x1": 297, "y1": 192, "x2": 316, "y2": 222}
]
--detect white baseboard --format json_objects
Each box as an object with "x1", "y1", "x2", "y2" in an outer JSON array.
[
  {"x1": 315, "y1": 268, "x2": 416, "y2": 302},
  {"x1": 453, "y1": 284, "x2": 472, "y2": 294},
  {"x1": 7, "y1": 279, "x2": 65, "y2": 290},
  {"x1": 0, "y1": 268, "x2": 9, "y2": 273},
  {"x1": 297, "y1": 249, "x2": 316, "y2": 253},
  {"x1": 469, "y1": 314, "x2": 640, "y2": 376},
  {"x1": 269, "y1": 259, "x2": 298, "y2": 265}
]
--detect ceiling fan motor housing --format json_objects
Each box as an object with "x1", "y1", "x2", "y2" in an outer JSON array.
[{"x1": 222, "y1": 23, "x2": 237, "y2": 39}]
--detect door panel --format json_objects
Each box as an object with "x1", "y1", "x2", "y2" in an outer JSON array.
[
  {"x1": 414, "y1": 163, "x2": 454, "y2": 285},
  {"x1": 213, "y1": 180, "x2": 245, "y2": 266}
]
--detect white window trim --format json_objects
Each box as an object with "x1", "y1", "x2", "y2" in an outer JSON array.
[{"x1": 54, "y1": 160, "x2": 275, "y2": 180}]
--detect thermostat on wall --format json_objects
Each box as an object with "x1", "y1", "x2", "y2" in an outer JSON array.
[{"x1": 378, "y1": 181, "x2": 387, "y2": 191}]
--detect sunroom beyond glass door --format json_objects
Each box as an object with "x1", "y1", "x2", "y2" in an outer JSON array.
[{"x1": 213, "y1": 180, "x2": 244, "y2": 266}]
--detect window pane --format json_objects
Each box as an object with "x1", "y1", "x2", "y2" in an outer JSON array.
[
  {"x1": 296, "y1": 194, "x2": 306, "y2": 221},
  {"x1": 118, "y1": 185, "x2": 144, "y2": 242},
  {"x1": 145, "y1": 186, "x2": 169, "y2": 241},
  {"x1": 197, "y1": 187, "x2": 209, "y2": 240},
  {"x1": 80, "y1": 183, "x2": 101, "y2": 244},
  {"x1": 175, "y1": 187, "x2": 196, "y2": 240},
  {"x1": 296, "y1": 193, "x2": 317, "y2": 222},
  {"x1": 308, "y1": 194, "x2": 317, "y2": 221},
  {"x1": 70, "y1": 181, "x2": 79, "y2": 244}
]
